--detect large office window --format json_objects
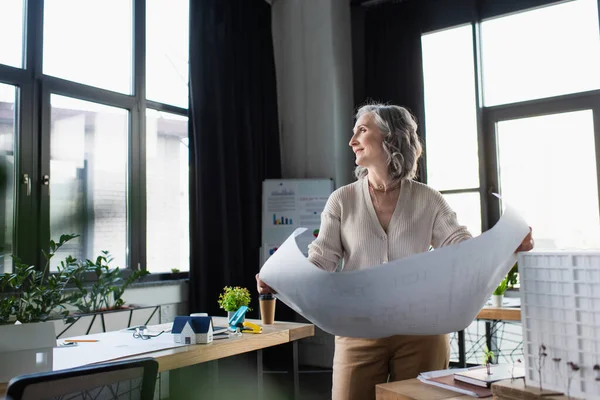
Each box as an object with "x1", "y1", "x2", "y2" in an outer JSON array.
[
  {"x1": 496, "y1": 111, "x2": 600, "y2": 249},
  {"x1": 0, "y1": 83, "x2": 16, "y2": 274},
  {"x1": 0, "y1": 1, "x2": 190, "y2": 275},
  {"x1": 422, "y1": 0, "x2": 600, "y2": 250},
  {"x1": 0, "y1": 1, "x2": 25, "y2": 68},
  {"x1": 43, "y1": 0, "x2": 134, "y2": 94},
  {"x1": 50, "y1": 95, "x2": 129, "y2": 269},
  {"x1": 146, "y1": 110, "x2": 189, "y2": 273},
  {"x1": 422, "y1": 25, "x2": 482, "y2": 234},
  {"x1": 481, "y1": 0, "x2": 600, "y2": 106},
  {"x1": 146, "y1": 0, "x2": 190, "y2": 108},
  {"x1": 422, "y1": 0, "x2": 600, "y2": 368}
]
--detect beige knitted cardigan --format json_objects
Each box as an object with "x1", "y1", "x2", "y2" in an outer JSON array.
[{"x1": 308, "y1": 178, "x2": 473, "y2": 272}]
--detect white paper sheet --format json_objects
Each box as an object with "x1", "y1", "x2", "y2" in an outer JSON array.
[
  {"x1": 259, "y1": 205, "x2": 529, "y2": 338},
  {"x1": 53, "y1": 324, "x2": 186, "y2": 370}
]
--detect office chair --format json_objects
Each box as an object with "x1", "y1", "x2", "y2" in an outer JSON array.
[{"x1": 6, "y1": 358, "x2": 158, "y2": 400}]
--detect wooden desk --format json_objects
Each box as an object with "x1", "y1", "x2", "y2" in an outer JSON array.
[
  {"x1": 476, "y1": 306, "x2": 521, "y2": 322},
  {"x1": 0, "y1": 318, "x2": 314, "y2": 399},
  {"x1": 376, "y1": 378, "x2": 469, "y2": 400}
]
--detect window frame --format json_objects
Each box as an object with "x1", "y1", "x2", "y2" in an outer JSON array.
[
  {"x1": 422, "y1": 5, "x2": 600, "y2": 237},
  {"x1": 0, "y1": 0, "x2": 190, "y2": 279}
]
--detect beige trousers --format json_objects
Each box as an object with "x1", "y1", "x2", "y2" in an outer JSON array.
[{"x1": 332, "y1": 334, "x2": 450, "y2": 400}]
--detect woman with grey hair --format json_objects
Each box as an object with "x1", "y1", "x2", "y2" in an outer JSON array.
[{"x1": 257, "y1": 103, "x2": 533, "y2": 400}]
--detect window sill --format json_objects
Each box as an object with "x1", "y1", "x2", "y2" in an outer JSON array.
[{"x1": 128, "y1": 273, "x2": 189, "y2": 289}]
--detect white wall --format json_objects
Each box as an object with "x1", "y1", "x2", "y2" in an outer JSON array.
[
  {"x1": 270, "y1": 0, "x2": 356, "y2": 368},
  {"x1": 271, "y1": 0, "x2": 355, "y2": 188},
  {"x1": 123, "y1": 282, "x2": 189, "y2": 324}
]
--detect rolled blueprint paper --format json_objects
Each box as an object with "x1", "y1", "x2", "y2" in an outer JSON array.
[{"x1": 259, "y1": 205, "x2": 529, "y2": 338}]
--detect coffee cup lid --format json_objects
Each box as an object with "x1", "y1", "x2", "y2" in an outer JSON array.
[{"x1": 259, "y1": 293, "x2": 275, "y2": 300}]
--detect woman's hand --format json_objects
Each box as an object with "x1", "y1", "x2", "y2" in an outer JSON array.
[
  {"x1": 515, "y1": 227, "x2": 534, "y2": 253},
  {"x1": 256, "y1": 273, "x2": 276, "y2": 294}
]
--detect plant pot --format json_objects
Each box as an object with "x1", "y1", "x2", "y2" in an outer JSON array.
[
  {"x1": 227, "y1": 311, "x2": 245, "y2": 324},
  {"x1": 492, "y1": 294, "x2": 504, "y2": 307}
]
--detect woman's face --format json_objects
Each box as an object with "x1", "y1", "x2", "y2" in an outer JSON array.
[{"x1": 349, "y1": 112, "x2": 385, "y2": 168}]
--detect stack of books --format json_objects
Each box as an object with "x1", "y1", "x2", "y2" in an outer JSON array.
[{"x1": 418, "y1": 364, "x2": 525, "y2": 398}]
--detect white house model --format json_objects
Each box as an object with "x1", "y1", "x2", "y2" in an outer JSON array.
[{"x1": 171, "y1": 316, "x2": 214, "y2": 344}]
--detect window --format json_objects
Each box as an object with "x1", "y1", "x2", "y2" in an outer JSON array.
[
  {"x1": 43, "y1": 0, "x2": 134, "y2": 94},
  {"x1": 146, "y1": 110, "x2": 189, "y2": 272},
  {"x1": 481, "y1": 0, "x2": 600, "y2": 106},
  {"x1": 1, "y1": 0, "x2": 190, "y2": 276},
  {"x1": 0, "y1": 83, "x2": 16, "y2": 274},
  {"x1": 443, "y1": 193, "x2": 482, "y2": 236},
  {"x1": 146, "y1": 0, "x2": 190, "y2": 108},
  {"x1": 50, "y1": 95, "x2": 129, "y2": 269},
  {"x1": 496, "y1": 110, "x2": 600, "y2": 249},
  {"x1": 0, "y1": 0, "x2": 25, "y2": 68},
  {"x1": 422, "y1": 25, "x2": 480, "y2": 191}
]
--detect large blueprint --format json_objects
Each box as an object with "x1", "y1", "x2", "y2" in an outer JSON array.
[{"x1": 259, "y1": 205, "x2": 529, "y2": 338}]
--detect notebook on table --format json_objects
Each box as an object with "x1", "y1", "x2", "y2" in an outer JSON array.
[{"x1": 454, "y1": 364, "x2": 525, "y2": 388}]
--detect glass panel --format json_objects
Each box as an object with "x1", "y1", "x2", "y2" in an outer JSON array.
[
  {"x1": 146, "y1": 110, "x2": 189, "y2": 273},
  {"x1": 50, "y1": 95, "x2": 129, "y2": 270},
  {"x1": 497, "y1": 110, "x2": 600, "y2": 249},
  {"x1": 481, "y1": 0, "x2": 600, "y2": 106},
  {"x1": 443, "y1": 192, "x2": 482, "y2": 236},
  {"x1": 422, "y1": 25, "x2": 480, "y2": 191},
  {"x1": 0, "y1": 0, "x2": 25, "y2": 68},
  {"x1": 146, "y1": 0, "x2": 189, "y2": 108},
  {"x1": 43, "y1": 0, "x2": 133, "y2": 94},
  {"x1": 0, "y1": 83, "x2": 16, "y2": 274}
]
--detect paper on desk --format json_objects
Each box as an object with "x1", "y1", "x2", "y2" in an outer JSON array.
[
  {"x1": 259, "y1": 205, "x2": 529, "y2": 338},
  {"x1": 54, "y1": 329, "x2": 186, "y2": 371}
]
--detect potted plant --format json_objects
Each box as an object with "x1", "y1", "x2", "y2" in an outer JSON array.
[
  {"x1": 68, "y1": 252, "x2": 149, "y2": 314},
  {"x1": 482, "y1": 346, "x2": 495, "y2": 375},
  {"x1": 492, "y1": 263, "x2": 518, "y2": 307},
  {"x1": 0, "y1": 234, "x2": 80, "y2": 325},
  {"x1": 0, "y1": 234, "x2": 79, "y2": 381},
  {"x1": 218, "y1": 286, "x2": 252, "y2": 321}
]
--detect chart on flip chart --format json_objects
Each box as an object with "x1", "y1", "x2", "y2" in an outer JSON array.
[{"x1": 261, "y1": 179, "x2": 334, "y2": 266}]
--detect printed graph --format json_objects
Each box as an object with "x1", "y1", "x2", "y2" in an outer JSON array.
[{"x1": 272, "y1": 214, "x2": 293, "y2": 225}]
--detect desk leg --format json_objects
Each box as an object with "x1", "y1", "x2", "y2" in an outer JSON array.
[
  {"x1": 291, "y1": 341, "x2": 299, "y2": 400},
  {"x1": 257, "y1": 349, "x2": 264, "y2": 400},
  {"x1": 457, "y1": 329, "x2": 466, "y2": 368}
]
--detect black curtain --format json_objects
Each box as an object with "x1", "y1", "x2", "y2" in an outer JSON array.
[
  {"x1": 354, "y1": 1, "x2": 427, "y2": 181},
  {"x1": 188, "y1": 0, "x2": 281, "y2": 318}
]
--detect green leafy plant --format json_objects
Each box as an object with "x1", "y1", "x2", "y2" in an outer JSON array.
[
  {"x1": 494, "y1": 262, "x2": 519, "y2": 296},
  {"x1": 0, "y1": 234, "x2": 80, "y2": 325},
  {"x1": 506, "y1": 262, "x2": 519, "y2": 288},
  {"x1": 493, "y1": 276, "x2": 509, "y2": 296},
  {"x1": 171, "y1": 268, "x2": 180, "y2": 274},
  {"x1": 0, "y1": 233, "x2": 151, "y2": 325},
  {"x1": 482, "y1": 345, "x2": 495, "y2": 375},
  {"x1": 69, "y1": 252, "x2": 150, "y2": 314},
  {"x1": 217, "y1": 286, "x2": 252, "y2": 312}
]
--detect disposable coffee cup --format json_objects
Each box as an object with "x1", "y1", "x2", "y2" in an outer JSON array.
[{"x1": 259, "y1": 293, "x2": 276, "y2": 325}]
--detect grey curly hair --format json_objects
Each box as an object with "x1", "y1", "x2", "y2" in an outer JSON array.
[{"x1": 354, "y1": 104, "x2": 423, "y2": 184}]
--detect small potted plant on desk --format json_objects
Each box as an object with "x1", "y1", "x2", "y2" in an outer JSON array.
[
  {"x1": 218, "y1": 286, "x2": 252, "y2": 322},
  {"x1": 483, "y1": 346, "x2": 495, "y2": 375},
  {"x1": 492, "y1": 263, "x2": 518, "y2": 307}
]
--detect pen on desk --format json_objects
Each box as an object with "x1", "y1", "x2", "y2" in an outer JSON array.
[{"x1": 64, "y1": 339, "x2": 99, "y2": 343}]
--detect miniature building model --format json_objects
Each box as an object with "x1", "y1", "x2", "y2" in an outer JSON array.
[{"x1": 171, "y1": 316, "x2": 214, "y2": 344}]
